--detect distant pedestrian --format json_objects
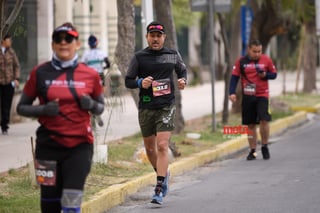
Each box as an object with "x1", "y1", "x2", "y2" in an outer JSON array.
[
  {"x1": 17, "y1": 22, "x2": 104, "y2": 213},
  {"x1": 81, "y1": 34, "x2": 110, "y2": 127},
  {"x1": 125, "y1": 21, "x2": 187, "y2": 206},
  {"x1": 0, "y1": 34, "x2": 20, "y2": 135},
  {"x1": 229, "y1": 39, "x2": 277, "y2": 160}
]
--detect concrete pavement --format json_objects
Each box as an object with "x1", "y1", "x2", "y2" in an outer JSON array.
[{"x1": 0, "y1": 71, "x2": 317, "y2": 173}]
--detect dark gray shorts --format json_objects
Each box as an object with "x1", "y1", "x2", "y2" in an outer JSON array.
[{"x1": 138, "y1": 105, "x2": 176, "y2": 137}]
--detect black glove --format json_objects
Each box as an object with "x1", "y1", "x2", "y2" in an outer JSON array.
[
  {"x1": 42, "y1": 101, "x2": 59, "y2": 116},
  {"x1": 104, "y1": 57, "x2": 110, "y2": 69},
  {"x1": 80, "y1": 95, "x2": 95, "y2": 110}
]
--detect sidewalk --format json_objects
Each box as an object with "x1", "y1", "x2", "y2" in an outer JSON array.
[{"x1": 0, "y1": 71, "x2": 315, "y2": 173}]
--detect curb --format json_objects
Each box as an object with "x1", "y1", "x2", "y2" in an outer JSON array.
[
  {"x1": 291, "y1": 103, "x2": 320, "y2": 113},
  {"x1": 81, "y1": 110, "x2": 308, "y2": 213}
]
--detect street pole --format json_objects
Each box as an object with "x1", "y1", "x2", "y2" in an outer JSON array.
[
  {"x1": 316, "y1": 0, "x2": 320, "y2": 73},
  {"x1": 141, "y1": 0, "x2": 154, "y2": 48},
  {"x1": 190, "y1": 0, "x2": 230, "y2": 132},
  {"x1": 208, "y1": 0, "x2": 216, "y2": 132}
]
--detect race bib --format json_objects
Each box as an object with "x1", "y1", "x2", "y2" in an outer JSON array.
[
  {"x1": 34, "y1": 160, "x2": 57, "y2": 186},
  {"x1": 152, "y1": 78, "x2": 171, "y2": 97},
  {"x1": 243, "y1": 83, "x2": 256, "y2": 96}
]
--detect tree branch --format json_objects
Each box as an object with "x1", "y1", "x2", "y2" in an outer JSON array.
[{"x1": 2, "y1": 0, "x2": 24, "y2": 36}]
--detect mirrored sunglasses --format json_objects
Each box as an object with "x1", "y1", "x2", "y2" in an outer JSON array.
[{"x1": 53, "y1": 34, "x2": 76, "y2": 44}]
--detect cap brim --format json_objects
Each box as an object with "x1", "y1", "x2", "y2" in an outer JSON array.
[
  {"x1": 66, "y1": 31, "x2": 78, "y2": 37},
  {"x1": 53, "y1": 29, "x2": 78, "y2": 38},
  {"x1": 148, "y1": 29, "x2": 164, "y2": 33}
]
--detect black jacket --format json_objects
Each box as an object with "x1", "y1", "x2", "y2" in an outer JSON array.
[{"x1": 125, "y1": 47, "x2": 187, "y2": 109}]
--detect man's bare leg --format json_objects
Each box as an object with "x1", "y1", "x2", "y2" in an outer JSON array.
[
  {"x1": 143, "y1": 135, "x2": 157, "y2": 170},
  {"x1": 155, "y1": 131, "x2": 170, "y2": 177},
  {"x1": 248, "y1": 124, "x2": 257, "y2": 149}
]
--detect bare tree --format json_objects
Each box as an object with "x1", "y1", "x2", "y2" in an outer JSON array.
[
  {"x1": 302, "y1": 18, "x2": 317, "y2": 92},
  {"x1": 0, "y1": 0, "x2": 24, "y2": 39},
  {"x1": 249, "y1": 0, "x2": 290, "y2": 52},
  {"x1": 229, "y1": 7, "x2": 242, "y2": 115},
  {"x1": 218, "y1": 10, "x2": 241, "y2": 123},
  {"x1": 114, "y1": 0, "x2": 139, "y2": 107},
  {"x1": 153, "y1": 0, "x2": 185, "y2": 134},
  {"x1": 249, "y1": 0, "x2": 317, "y2": 93}
]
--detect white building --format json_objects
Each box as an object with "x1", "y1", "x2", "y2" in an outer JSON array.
[
  {"x1": 38, "y1": 0, "x2": 118, "y2": 63},
  {"x1": 9, "y1": 0, "x2": 118, "y2": 80}
]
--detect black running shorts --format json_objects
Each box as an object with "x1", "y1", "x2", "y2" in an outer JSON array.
[{"x1": 241, "y1": 95, "x2": 271, "y2": 125}]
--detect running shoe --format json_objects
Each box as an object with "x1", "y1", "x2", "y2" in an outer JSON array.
[
  {"x1": 261, "y1": 146, "x2": 270, "y2": 160},
  {"x1": 150, "y1": 183, "x2": 163, "y2": 207},
  {"x1": 162, "y1": 170, "x2": 170, "y2": 197},
  {"x1": 246, "y1": 150, "x2": 257, "y2": 160}
]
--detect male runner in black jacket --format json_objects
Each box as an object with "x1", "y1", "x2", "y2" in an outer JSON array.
[{"x1": 125, "y1": 21, "x2": 187, "y2": 207}]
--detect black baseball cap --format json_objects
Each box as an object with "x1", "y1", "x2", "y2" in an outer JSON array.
[
  {"x1": 88, "y1": 35, "x2": 97, "y2": 47},
  {"x1": 146, "y1": 21, "x2": 165, "y2": 34},
  {"x1": 52, "y1": 22, "x2": 79, "y2": 40}
]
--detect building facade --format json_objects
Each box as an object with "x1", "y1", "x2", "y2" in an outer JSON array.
[{"x1": 9, "y1": 0, "x2": 117, "y2": 81}]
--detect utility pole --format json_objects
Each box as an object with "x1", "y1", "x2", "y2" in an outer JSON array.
[
  {"x1": 208, "y1": 0, "x2": 216, "y2": 132},
  {"x1": 316, "y1": 0, "x2": 320, "y2": 71}
]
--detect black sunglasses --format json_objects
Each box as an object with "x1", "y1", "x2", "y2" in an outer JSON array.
[{"x1": 53, "y1": 34, "x2": 76, "y2": 44}]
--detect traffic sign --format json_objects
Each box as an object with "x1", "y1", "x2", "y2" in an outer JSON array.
[{"x1": 190, "y1": 0, "x2": 231, "y2": 12}]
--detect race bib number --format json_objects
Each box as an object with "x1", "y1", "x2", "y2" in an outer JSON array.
[
  {"x1": 34, "y1": 160, "x2": 57, "y2": 186},
  {"x1": 243, "y1": 83, "x2": 256, "y2": 96},
  {"x1": 152, "y1": 78, "x2": 171, "y2": 97}
]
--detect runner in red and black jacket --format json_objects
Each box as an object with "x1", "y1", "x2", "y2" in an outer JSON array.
[
  {"x1": 17, "y1": 22, "x2": 104, "y2": 213},
  {"x1": 229, "y1": 39, "x2": 277, "y2": 161}
]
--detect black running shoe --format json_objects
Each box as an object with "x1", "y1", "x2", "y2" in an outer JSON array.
[
  {"x1": 261, "y1": 146, "x2": 270, "y2": 160},
  {"x1": 247, "y1": 150, "x2": 257, "y2": 160}
]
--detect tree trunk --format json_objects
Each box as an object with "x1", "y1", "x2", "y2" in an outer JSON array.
[
  {"x1": 0, "y1": 0, "x2": 4, "y2": 39},
  {"x1": 249, "y1": 0, "x2": 289, "y2": 52},
  {"x1": 229, "y1": 8, "x2": 242, "y2": 114},
  {"x1": 0, "y1": 0, "x2": 24, "y2": 39},
  {"x1": 114, "y1": 0, "x2": 139, "y2": 107},
  {"x1": 188, "y1": 17, "x2": 203, "y2": 85},
  {"x1": 154, "y1": 0, "x2": 185, "y2": 134},
  {"x1": 217, "y1": 13, "x2": 228, "y2": 124},
  {"x1": 295, "y1": 26, "x2": 305, "y2": 94},
  {"x1": 303, "y1": 20, "x2": 317, "y2": 93}
]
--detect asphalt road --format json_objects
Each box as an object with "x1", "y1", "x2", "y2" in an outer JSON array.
[{"x1": 107, "y1": 114, "x2": 320, "y2": 213}]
